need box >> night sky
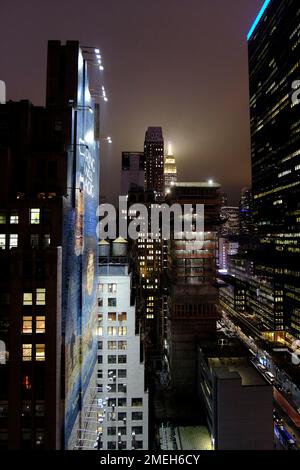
[0,0,262,204]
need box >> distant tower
[164,142,177,195]
[144,127,164,201]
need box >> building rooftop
[174,182,220,189]
[212,362,267,386]
[198,335,250,359]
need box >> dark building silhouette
[0,40,100,449]
[121,151,145,194]
[248,0,300,339]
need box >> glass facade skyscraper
[249,0,300,338]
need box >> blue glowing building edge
[247,0,271,41]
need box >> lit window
[9,234,18,249]
[10,212,19,224]
[30,208,40,224]
[108,312,116,322]
[22,317,33,334]
[36,316,45,334]
[0,213,6,224]
[118,341,127,350]
[36,288,46,305]
[118,327,127,336]
[22,344,32,361]
[0,234,6,249]
[118,312,127,322]
[108,283,117,293]
[108,326,117,336]
[108,341,117,350]
[23,293,33,306]
[98,283,104,293]
[35,344,45,361]
[97,326,103,336]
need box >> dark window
[118,355,127,364]
[118,369,127,378]
[48,161,57,179]
[108,298,116,307]
[118,398,127,407]
[108,355,116,364]
[107,441,116,450]
[118,412,126,421]
[107,427,116,436]
[132,398,143,407]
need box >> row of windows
[0,209,41,225]
[23,316,45,334]
[0,234,51,250]
[104,412,143,421]
[0,401,45,417]
[22,344,45,361]
[98,283,117,294]
[107,341,127,350]
[104,298,116,307]
[98,369,127,379]
[100,396,143,407]
[23,290,46,306]
[106,426,143,435]
[98,355,127,364]
[97,327,127,337]
[103,440,143,450]
[0,233,18,249]
[98,311,127,322]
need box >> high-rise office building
[127,188,164,370]
[239,188,253,235]
[144,127,164,201]
[167,182,221,394]
[220,207,240,237]
[164,143,177,195]
[0,40,100,449]
[218,206,240,272]
[248,0,300,340]
[94,239,149,451]
[121,152,145,195]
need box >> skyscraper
[144,127,164,201]
[167,182,221,394]
[239,188,253,235]
[220,207,240,237]
[164,143,177,195]
[248,0,300,339]
[0,40,100,449]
